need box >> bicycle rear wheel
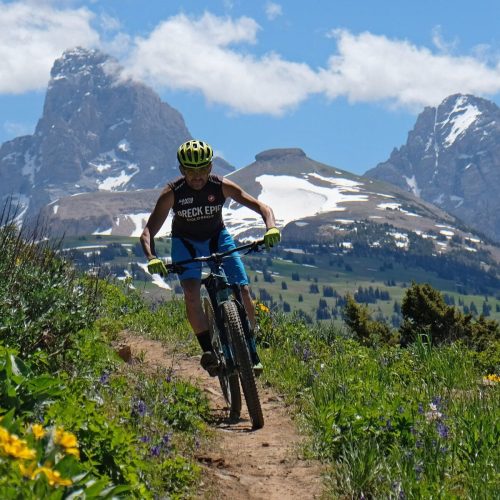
[203,297,241,421]
[222,300,264,429]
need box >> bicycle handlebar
[165,239,266,275]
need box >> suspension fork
[231,284,252,339]
[204,275,235,363]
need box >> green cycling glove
[263,227,281,249]
[147,258,168,277]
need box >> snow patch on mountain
[97,166,139,191]
[222,174,369,236]
[404,175,420,197]
[442,97,482,147]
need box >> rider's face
[180,164,212,190]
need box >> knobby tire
[203,297,241,421]
[222,300,264,429]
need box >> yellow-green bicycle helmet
[177,140,213,168]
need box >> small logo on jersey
[208,194,216,203]
[179,197,193,206]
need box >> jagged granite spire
[366,94,500,242]
[0,47,232,222]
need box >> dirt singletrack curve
[119,333,324,500]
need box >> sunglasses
[182,165,211,176]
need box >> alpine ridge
[0,47,233,223]
[365,94,500,243]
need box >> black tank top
[169,174,226,241]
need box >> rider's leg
[181,278,208,333]
[181,279,218,376]
[241,285,255,329]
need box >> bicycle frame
[165,239,266,428]
[166,239,264,368]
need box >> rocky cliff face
[365,94,500,242]
[0,47,232,222]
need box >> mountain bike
[166,240,266,430]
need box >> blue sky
[2,0,500,174]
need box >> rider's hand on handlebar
[147,257,169,277]
[263,227,281,249]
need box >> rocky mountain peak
[50,47,110,81]
[255,148,306,162]
[0,47,233,224]
[366,93,500,242]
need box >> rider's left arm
[222,178,277,229]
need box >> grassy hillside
[0,221,209,498]
[257,308,499,498]
[2,221,499,498]
[61,235,500,326]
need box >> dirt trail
[120,333,324,500]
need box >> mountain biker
[140,139,281,376]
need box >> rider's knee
[181,280,201,303]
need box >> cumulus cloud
[265,3,283,21]
[0,1,99,93]
[123,13,500,115]
[2,6,500,116]
[322,30,500,109]
[124,12,322,115]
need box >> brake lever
[244,241,265,255]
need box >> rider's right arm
[140,187,174,260]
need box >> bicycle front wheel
[222,300,264,429]
[204,297,241,421]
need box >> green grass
[61,235,500,325]
[257,311,500,498]
[0,219,209,499]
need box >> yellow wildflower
[19,462,36,478]
[32,466,72,487]
[65,447,80,458]
[1,433,36,460]
[257,302,270,313]
[31,423,46,440]
[485,374,500,383]
[0,426,10,442]
[54,428,78,449]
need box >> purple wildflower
[132,399,147,418]
[150,445,161,457]
[437,422,449,439]
[99,372,110,384]
[302,346,312,362]
[162,433,172,447]
[432,396,443,409]
[418,403,424,414]
[414,463,423,479]
[140,436,151,443]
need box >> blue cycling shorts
[171,228,249,285]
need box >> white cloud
[265,2,283,21]
[321,29,500,109]
[123,13,500,115]
[431,25,459,54]
[124,12,322,115]
[2,5,500,116]
[0,1,99,93]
